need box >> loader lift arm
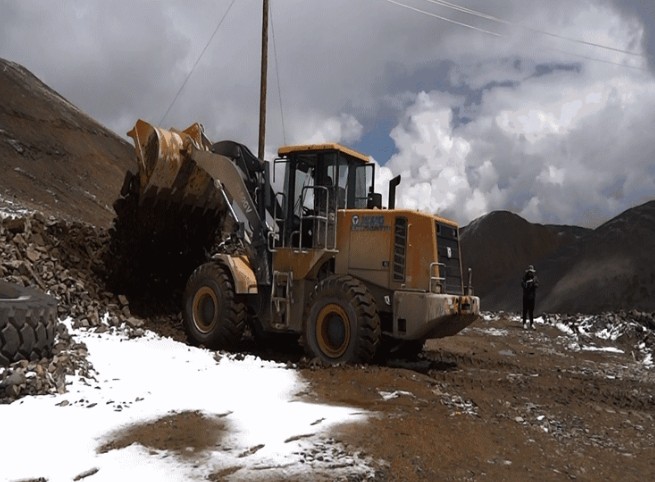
[189,145,272,286]
[124,119,273,288]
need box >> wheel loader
[109,119,479,363]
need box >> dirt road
[299,313,655,481]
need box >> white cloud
[1,0,654,227]
[383,92,474,216]
[382,57,655,226]
[288,113,363,145]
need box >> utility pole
[258,0,269,159]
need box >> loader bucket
[126,119,225,212]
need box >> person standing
[521,265,539,329]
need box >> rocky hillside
[0,58,133,227]
[459,211,590,300]
[461,201,655,314]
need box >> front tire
[303,275,380,364]
[183,263,246,351]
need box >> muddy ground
[299,314,655,481]
[108,313,654,481]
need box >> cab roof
[277,143,371,164]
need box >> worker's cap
[527,265,535,272]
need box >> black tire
[183,263,246,350]
[303,275,381,364]
[0,281,57,367]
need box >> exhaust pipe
[388,175,401,209]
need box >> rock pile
[543,311,655,359]
[0,212,154,402]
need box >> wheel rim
[192,287,218,334]
[316,303,351,359]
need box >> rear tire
[303,275,380,364]
[183,263,246,351]
[0,281,57,367]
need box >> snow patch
[379,390,414,401]
[0,323,377,481]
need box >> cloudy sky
[1,0,654,227]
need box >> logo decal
[351,215,389,232]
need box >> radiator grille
[393,217,408,282]
[436,221,463,295]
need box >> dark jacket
[521,271,539,300]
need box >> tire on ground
[183,263,247,351]
[0,280,57,367]
[303,275,381,364]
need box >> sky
[1,0,654,227]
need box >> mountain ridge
[461,200,655,313]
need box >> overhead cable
[270,3,287,145]
[384,0,501,37]
[160,0,238,125]
[547,47,646,71]
[423,0,648,59]
[384,0,645,70]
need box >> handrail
[299,185,337,250]
[270,191,286,250]
[429,261,446,293]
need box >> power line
[422,0,648,59]
[270,3,287,145]
[547,46,647,71]
[383,0,501,37]
[160,0,237,125]
[383,0,646,70]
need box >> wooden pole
[258,0,269,159]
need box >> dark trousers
[522,297,535,325]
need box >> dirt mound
[0,58,133,227]
[462,201,655,314]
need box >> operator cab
[273,144,379,249]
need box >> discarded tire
[0,280,57,367]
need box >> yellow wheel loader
[109,119,479,364]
